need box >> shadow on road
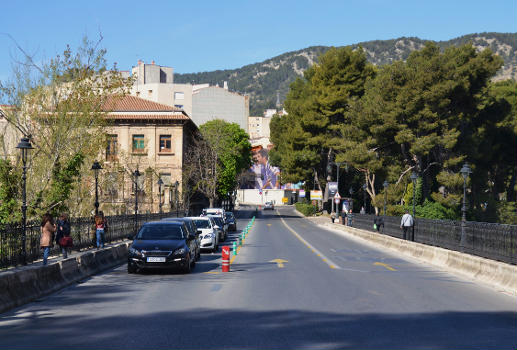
[0,304,515,349]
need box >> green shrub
[295,202,317,216]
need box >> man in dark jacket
[373,212,384,233]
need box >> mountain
[174,32,517,116]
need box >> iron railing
[349,214,516,265]
[0,212,181,269]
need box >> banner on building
[310,190,323,200]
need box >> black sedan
[161,217,201,261]
[128,221,197,274]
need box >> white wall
[236,189,286,205]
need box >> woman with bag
[40,213,56,265]
[56,213,72,259]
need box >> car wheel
[183,254,192,274]
[127,263,137,274]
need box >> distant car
[264,201,274,210]
[127,221,197,274]
[208,215,228,241]
[191,216,219,253]
[201,208,225,217]
[225,212,237,231]
[161,217,201,261]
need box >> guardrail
[348,214,516,265]
[0,212,181,269]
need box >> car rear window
[136,224,184,240]
[193,219,210,228]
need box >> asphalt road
[0,206,515,349]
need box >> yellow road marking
[204,271,220,274]
[374,262,397,271]
[269,259,288,268]
[278,211,340,270]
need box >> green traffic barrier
[232,241,237,255]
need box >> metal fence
[348,214,516,265]
[0,212,181,269]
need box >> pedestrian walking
[347,209,354,227]
[56,213,72,259]
[360,206,366,214]
[373,212,384,233]
[400,209,414,240]
[40,213,56,265]
[94,211,107,249]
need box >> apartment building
[130,60,249,132]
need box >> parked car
[201,208,225,217]
[264,201,274,210]
[191,216,219,253]
[225,212,237,231]
[208,215,228,241]
[127,221,197,274]
[161,217,201,261]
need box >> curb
[0,242,131,314]
[310,219,517,296]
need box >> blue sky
[1,0,515,82]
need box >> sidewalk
[0,240,131,314]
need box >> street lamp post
[459,163,471,251]
[157,178,164,214]
[91,161,103,215]
[16,137,33,265]
[174,180,179,217]
[383,180,389,216]
[133,169,141,234]
[410,171,418,241]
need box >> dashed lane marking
[277,210,340,270]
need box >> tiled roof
[103,95,182,112]
[106,113,189,120]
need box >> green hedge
[295,202,317,216]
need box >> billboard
[240,147,281,189]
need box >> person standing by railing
[56,213,72,259]
[40,213,56,265]
[400,209,414,240]
[94,211,107,249]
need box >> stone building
[101,95,198,214]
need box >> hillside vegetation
[174,32,516,115]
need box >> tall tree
[0,36,132,218]
[186,120,251,207]
[270,47,375,190]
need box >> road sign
[328,182,338,197]
[299,189,306,198]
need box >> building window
[148,90,153,95]
[174,92,184,100]
[159,135,172,153]
[174,104,184,109]
[132,134,145,153]
[106,134,118,161]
